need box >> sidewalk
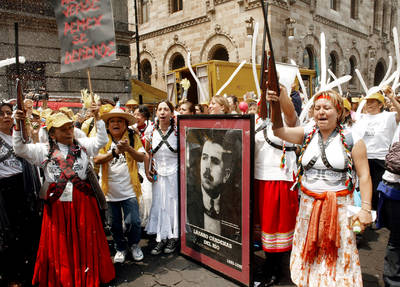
[108,227,389,287]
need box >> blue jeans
[108,197,141,252]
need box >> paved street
[106,227,389,287]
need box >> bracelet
[362,200,371,206]
[361,207,372,213]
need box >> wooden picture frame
[178,114,254,286]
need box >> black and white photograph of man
[185,128,242,268]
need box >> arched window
[374,61,385,86]
[302,47,314,69]
[328,52,338,76]
[209,45,229,61]
[141,59,152,85]
[170,53,185,70]
[349,56,357,85]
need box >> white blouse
[0,131,23,179]
[13,120,108,183]
[254,121,297,181]
[145,125,178,176]
[301,129,353,193]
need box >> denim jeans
[108,197,141,252]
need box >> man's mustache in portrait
[203,168,213,183]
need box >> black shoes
[263,274,280,286]
[164,238,178,254]
[150,240,166,255]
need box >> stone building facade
[130,0,399,99]
[0,0,133,103]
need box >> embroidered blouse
[13,120,108,183]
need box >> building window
[209,45,229,61]
[171,0,183,13]
[141,59,152,85]
[382,4,387,36]
[140,0,149,24]
[328,52,337,76]
[390,8,396,35]
[373,0,379,31]
[330,0,338,11]
[349,56,357,85]
[302,47,314,69]
[350,0,358,19]
[374,61,385,86]
[170,53,185,70]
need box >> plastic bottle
[352,219,361,233]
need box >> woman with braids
[144,100,179,255]
[14,104,115,286]
[0,101,41,286]
[269,88,373,286]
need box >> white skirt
[145,171,179,242]
[138,164,153,227]
[290,192,363,287]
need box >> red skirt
[254,179,299,253]
[32,183,115,287]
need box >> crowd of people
[0,77,399,287]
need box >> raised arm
[13,109,48,165]
[267,88,304,144]
[77,104,108,156]
[279,84,297,127]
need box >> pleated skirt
[32,183,115,287]
[254,179,299,252]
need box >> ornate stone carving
[139,16,211,41]
[313,15,368,39]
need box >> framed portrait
[178,114,254,287]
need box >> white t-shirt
[102,141,145,202]
[356,111,397,160]
[0,131,23,179]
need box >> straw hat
[99,104,114,116]
[47,112,73,131]
[100,107,135,125]
[125,99,139,107]
[365,92,385,103]
[59,107,74,119]
[41,108,53,120]
[31,109,41,117]
[342,98,351,111]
